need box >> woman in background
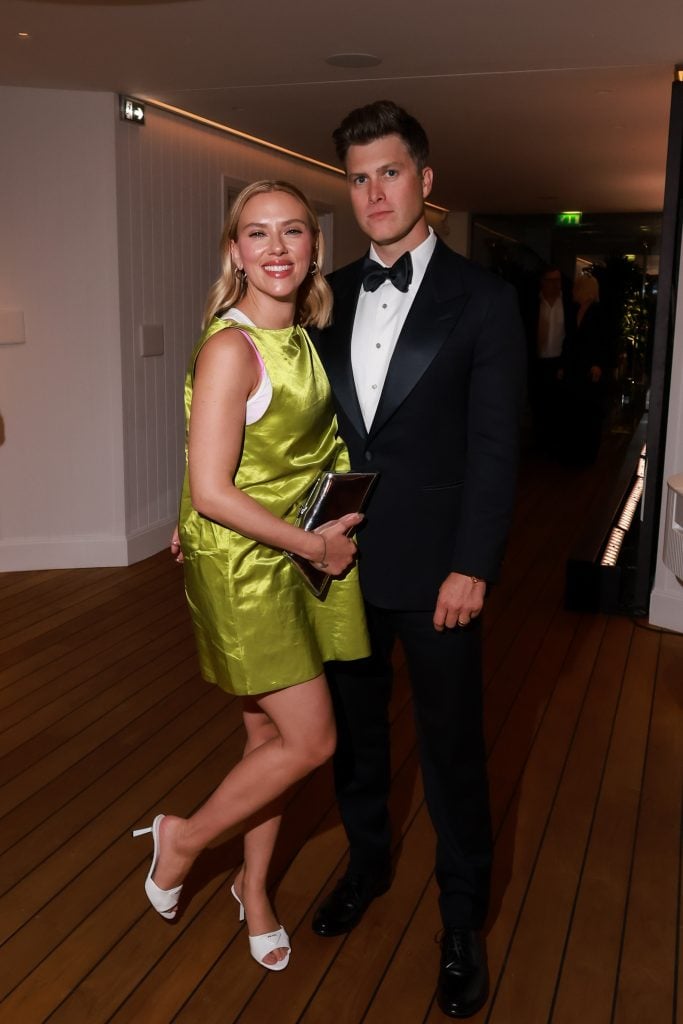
[134,181,369,971]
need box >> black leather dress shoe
[437,929,489,1019]
[312,872,391,937]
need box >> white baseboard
[125,519,176,565]
[0,518,175,571]
[649,584,683,634]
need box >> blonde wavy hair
[202,180,332,330]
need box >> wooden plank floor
[0,448,681,1024]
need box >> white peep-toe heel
[248,926,291,972]
[230,882,246,922]
[132,814,182,920]
[230,882,291,971]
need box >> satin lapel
[369,241,469,438]
[323,265,367,440]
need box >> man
[525,264,573,453]
[311,101,525,1019]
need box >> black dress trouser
[326,601,493,930]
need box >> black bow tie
[362,251,413,293]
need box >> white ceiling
[2,0,682,214]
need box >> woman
[558,273,608,463]
[133,181,369,971]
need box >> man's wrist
[451,570,486,585]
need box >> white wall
[0,87,126,569]
[650,231,683,632]
[0,89,368,570]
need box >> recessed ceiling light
[325,53,382,68]
[18,31,31,39]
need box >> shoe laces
[441,929,473,969]
[336,875,365,901]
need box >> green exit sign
[556,211,582,226]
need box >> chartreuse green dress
[178,317,370,696]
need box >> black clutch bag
[285,471,378,597]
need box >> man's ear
[421,166,434,200]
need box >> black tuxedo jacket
[313,238,526,610]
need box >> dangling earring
[237,266,247,283]
[309,261,319,276]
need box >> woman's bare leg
[151,673,335,903]
[233,699,286,964]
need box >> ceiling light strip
[139,97,449,214]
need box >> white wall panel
[650,224,683,631]
[0,87,126,569]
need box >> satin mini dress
[178,317,370,696]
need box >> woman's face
[230,191,315,304]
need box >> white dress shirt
[351,228,437,431]
[537,296,565,359]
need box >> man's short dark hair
[333,100,430,170]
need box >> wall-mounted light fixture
[140,98,449,214]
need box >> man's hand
[433,572,486,631]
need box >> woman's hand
[170,525,184,564]
[310,513,363,575]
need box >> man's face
[541,270,562,302]
[344,134,433,255]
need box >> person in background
[526,264,574,454]
[311,101,526,1019]
[557,273,608,464]
[137,180,369,972]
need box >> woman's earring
[309,261,319,276]
[237,267,247,282]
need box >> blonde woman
[134,181,369,970]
